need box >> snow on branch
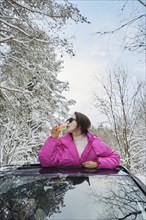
[0,35,14,43]
[0,18,30,36]
[6,0,65,18]
[1,53,33,70]
[0,89,15,109]
[131,148,146,160]
[0,85,30,93]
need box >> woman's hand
[82,161,99,169]
[51,125,61,139]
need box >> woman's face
[66,114,77,133]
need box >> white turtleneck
[73,134,88,157]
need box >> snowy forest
[0,0,145,177]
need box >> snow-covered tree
[130,82,146,175]
[0,31,75,165]
[0,0,88,56]
[0,0,88,165]
[93,67,145,174]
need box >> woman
[38,112,120,169]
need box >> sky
[58,0,145,127]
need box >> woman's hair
[74,112,91,135]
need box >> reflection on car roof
[0,164,146,220]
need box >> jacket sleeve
[38,137,60,167]
[92,137,120,169]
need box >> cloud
[91,50,106,57]
[58,54,105,126]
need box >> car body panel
[0,165,146,220]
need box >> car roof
[0,164,129,177]
[0,164,146,220]
[0,164,145,193]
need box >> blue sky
[58,0,145,126]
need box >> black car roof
[0,164,146,220]
[0,164,128,176]
[0,164,145,194]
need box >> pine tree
[0,0,88,165]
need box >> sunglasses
[66,118,76,124]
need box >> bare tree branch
[96,15,145,35]
[137,0,146,7]
[93,68,145,171]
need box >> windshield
[0,174,145,220]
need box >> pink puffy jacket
[38,131,120,168]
